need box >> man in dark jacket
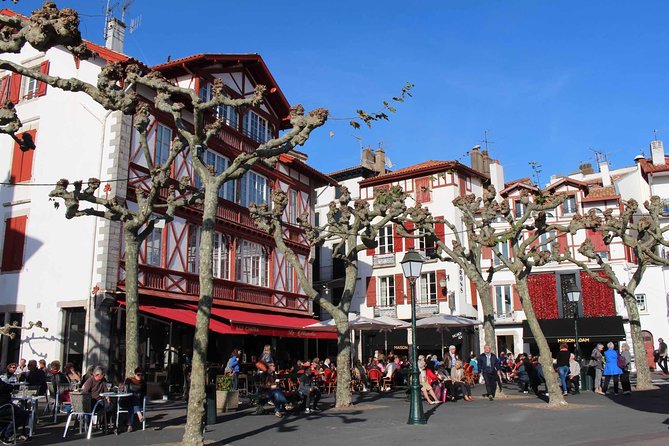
[477,344,499,401]
[25,360,47,396]
[0,379,28,443]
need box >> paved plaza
[23,373,669,446]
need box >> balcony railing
[374,306,397,318]
[416,304,439,318]
[373,253,396,268]
[120,263,312,313]
[495,311,515,321]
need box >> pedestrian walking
[657,338,668,374]
[477,344,499,401]
[619,343,632,394]
[601,342,623,395]
[556,343,571,396]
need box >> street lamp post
[401,249,426,425]
[566,286,582,361]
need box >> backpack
[616,354,626,369]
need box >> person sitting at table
[419,361,439,405]
[0,377,28,443]
[259,363,288,418]
[0,363,19,384]
[352,359,369,392]
[16,359,28,377]
[81,366,113,428]
[298,366,321,413]
[435,363,455,401]
[25,360,47,396]
[49,361,71,404]
[64,363,81,385]
[123,368,146,432]
[81,365,95,384]
[451,360,473,401]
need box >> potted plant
[215,374,239,412]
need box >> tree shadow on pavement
[604,385,669,416]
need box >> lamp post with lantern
[566,285,582,361]
[401,249,426,425]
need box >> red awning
[207,306,337,340]
[119,301,236,335]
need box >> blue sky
[12,1,669,183]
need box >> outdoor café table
[99,391,132,431]
[11,394,37,437]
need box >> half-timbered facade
[0,9,335,381]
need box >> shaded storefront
[522,316,626,356]
[363,326,478,361]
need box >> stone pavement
[23,373,669,446]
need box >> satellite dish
[385,156,393,169]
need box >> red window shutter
[586,229,609,252]
[393,224,403,253]
[10,130,36,183]
[415,177,431,203]
[482,246,492,260]
[405,221,415,250]
[436,269,447,302]
[8,73,21,103]
[37,60,50,96]
[557,233,568,254]
[366,276,377,307]
[1,215,28,271]
[470,279,477,307]
[0,76,9,102]
[395,273,405,305]
[512,285,522,311]
[434,216,445,243]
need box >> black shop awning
[522,316,626,344]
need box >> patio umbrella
[303,314,396,331]
[416,314,481,354]
[373,316,410,354]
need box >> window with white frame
[417,228,436,256]
[195,150,235,201]
[235,240,268,287]
[243,110,273,143]
[187,226,229,279]
[145,227,162,266]
[539,230,556,252]
[378,275,395,307]
[494,285,513,318]
[563,196,577,215]
[493,241,509,266]
[239,171,270,207]
[377,225,394,254]
[635,294,647,312]
[198,82,239,128]
[289,189,298,224]
[514,200,527,217]
[21,76,39,100]
[285,262,294,293]
[419,271,438,305]
[155,124,172,166]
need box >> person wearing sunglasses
[123,368,147,432]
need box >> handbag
[617,354,626,369]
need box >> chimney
[470,145,483,173]
[374,148,386,174]
[651,139,665,165]
[105,17,126,53]
[579,163,594,175]
[489,159,505,201]
[481,150,491,175]
[599,161,611,187]
[361,147,375,170]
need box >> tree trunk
[476,283,497,352]
[334,312,352,408]
[516,279,567,407]
[182,186,217,446]
[123,229,140,377]
[623,294,653,389]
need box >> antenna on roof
[104,0,141,39]
[353,135,364,163]
[481,130,494,151]
[590,148,609,167]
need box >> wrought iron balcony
[416,304,439,318]
[374,306,398,318]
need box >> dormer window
[563,196,577,215]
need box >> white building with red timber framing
[0,8,335,382]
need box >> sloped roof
[545,176,589,191]
[358,160,487,187]
[499,179,540,196]
[152,54,291,129]
[638,156,669,174]
[581,185,619,203]
[278,154,337,187]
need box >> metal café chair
[62,392,105,440]
[0,403,16,445]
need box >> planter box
[216,390,239,412]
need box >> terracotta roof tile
[639,156,669,174]
[359,160,487,187]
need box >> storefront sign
[557,337,590,343]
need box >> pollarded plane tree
[401,184,505,354]
[252,185,409,408]
[471,187,569,406]
[552,197,668,390]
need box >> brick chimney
[374,148,386,175]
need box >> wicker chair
[62,392,105,440]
